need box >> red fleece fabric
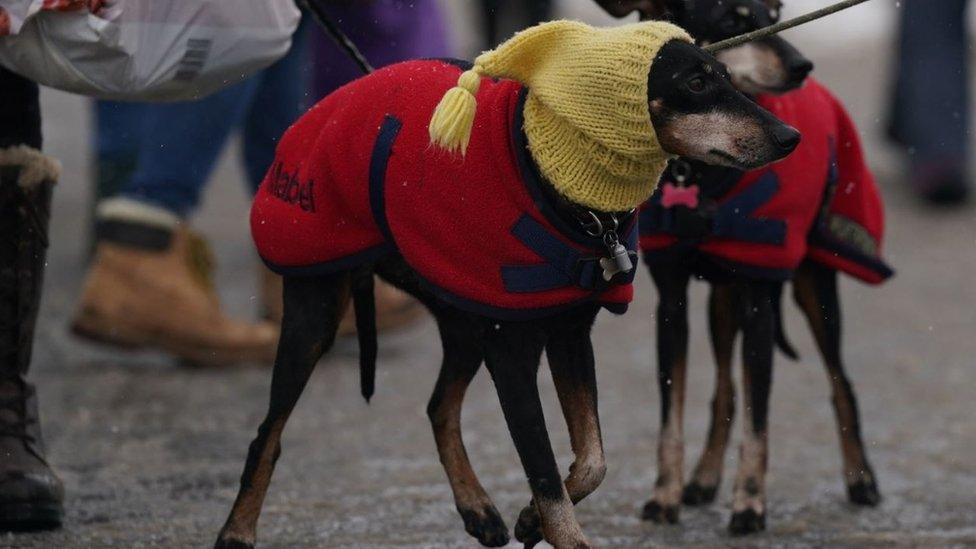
[640,78,891,284]
[252,59,634,319]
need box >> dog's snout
[770,124,801,153]
[787,57,814,84]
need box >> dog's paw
[847,479,881,507]
[728,508,766,536]
[459,506,510,547]
[640,500,680,524]
[513,504,543,548]
[682,481,718,506]
[214,538,254,549]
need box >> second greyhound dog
[636,0,892,536]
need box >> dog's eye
[687,77,707,93]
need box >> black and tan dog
[214,15,799,549]
[633,0,892,536]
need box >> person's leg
[0,66,64,530]
[73,79,280,366]
[87,101,145,253]
[94,101,144,201]
[118,79,258,216]
[890,0,970,204]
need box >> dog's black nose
[787,58,814,83]
[771,124,801,153]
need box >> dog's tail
[772,282,800,361]
[351,270,378,402]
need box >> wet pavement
[4,3,976,548]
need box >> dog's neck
[513,90,633,235]
[539,168,628,232]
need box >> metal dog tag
[600,242,633,281]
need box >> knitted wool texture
[429,20,693,212]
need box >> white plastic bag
[0,0,301,101]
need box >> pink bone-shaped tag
[661,182,700,209]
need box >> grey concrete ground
[3,3,976,548]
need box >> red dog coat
[640,78,892,284]
[252,59,637,320]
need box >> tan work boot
[72,199,279,367]
[258,265,423,335]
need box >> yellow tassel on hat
[428,67,484,155]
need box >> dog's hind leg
[484,323,591,549]
[642,264,692,524]
[728,280,775,535]
[685,283,739,506]
[216,273,349,549]
[427,316,510,547]
[514,308,604,546]
[793,261,880,506]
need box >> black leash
[300,0,374,74]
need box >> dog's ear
[593,0,671,20]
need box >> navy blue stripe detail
[369,115,402,243]
[502,215,580,293]
[712,171,786,245]
[500,264,571,293]
[261,244,395,277]
[502,214,638,293]
[510,88,637,248]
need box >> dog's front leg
[216,274,349,549]
[514,310,605,547]
[729,280,775,535]
[793,261,880,506]
[427,317,510,547]
[642,265,692,524]
[485,324,590,549]
[685,283,739,506]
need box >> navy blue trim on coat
[370,115,402,243]
[261,243,395,277]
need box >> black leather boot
[0,146,64,531]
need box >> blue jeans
[890,0,969,165]
[95,20,311,217]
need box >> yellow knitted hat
[428,20,693,212]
